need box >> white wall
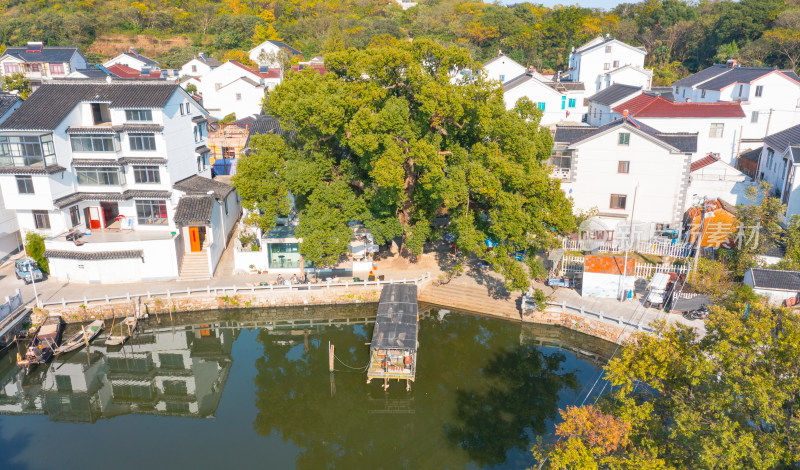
[249,42,282,66]
[504,79,585,126]
[603,66,651,90]
[103,54,150,71]
[562,127,691,226]
[582,272,635,298]
[483,56,526,84]
[636,116,742,163]
[180,59,214,78]
[571,41,646,93]
[206,79,266,120]
[688,160,752,209]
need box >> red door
[189,227,201,252]
[88,207,101,229]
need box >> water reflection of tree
[252,314,581,469]
[445,347,579,466]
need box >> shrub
[25,232,48,273]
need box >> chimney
[498,49,503,57]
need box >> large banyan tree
[233,40,574,289]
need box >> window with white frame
[235,93,242,101]
[69,205,80,226]
[613,60,619,68]
[125,109,153,121]
[135,200,168,225]
[0,135,56,168]
[133,165,160,184]
[709,123,724,138]
[618,161,630,173]
[751,111,759,123]
[755,85,763,97]
[3,63,20,74]
[33,210,50,229]
[701,89,706,98]
[603,63,610,70]
[70,134,114,152]
[129,133,156,151]
[618,133,630,145]
[76,167,125,185]
[191,65,197,73]
[15,175,33,194]
[605,45,612,53]
[49,63,64,74]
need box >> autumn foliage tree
[234,40,575,287]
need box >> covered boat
[17,315,64,374]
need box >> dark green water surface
[0,305,614,470]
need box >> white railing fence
[561,255,584,273]
[39,273,431,308]
[545,301,655,333]
[562,239,692,259]
[0,289,22,320]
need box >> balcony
[551,167,572,181]
[0,134,59,171]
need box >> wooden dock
[367,284,419,391]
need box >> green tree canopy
[234,40,575,287]
[537,297,800,469]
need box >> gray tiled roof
[196,54,222,67]
[568,117,698,153]
[553,126,597,143]
[739,147,762,162]
[0,92,21,119]
[264,40,301,56]
[0,165,65,175]
[748,267,800,291]
[66,126,116,134]
[71,68,111,78]
[0,81,182,131]
[790,146,800,164]
[173,175,234,201]
[700,67,777,91]
[119,124,163,133]
[173,196,215,224]
[53,189,171,208]
[502,73,535,92]
[586,83,641,106]
[764,124,800,153]
[117,157,167,166]
[122,52,158,67]
[3,46,81,63]
[71,159,123,167]
[43,250,144,261]
[672,64,729,88]
[543,81,585,91]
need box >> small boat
[17,315,64,374]
[55,320,104,355]
[105,316,137,346]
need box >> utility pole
[690,196,708,281]
[620,184,639,302]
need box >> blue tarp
[212,158,237,176]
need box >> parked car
[15,258,43,284]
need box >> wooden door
[189,227,201,252]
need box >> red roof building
[613,93,744,118]
[229,60,281,79]
[105,63,162,79]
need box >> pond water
[0,306,614,470]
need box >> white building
[755,124,800,219]
[672,62,800,142]
[0,92,23,261]
[609,92,746,163]
[553,116,698,228]
[248,40,302,67]
[743,268,800,306]
[503,72,586,126]
[198,61,281,120]
[482,53,526,84]
[586,84,642,126]
[687,155,752,209]
[566,36,651,93]
[103,48,159,73]
[179,53,222,79]
[0,79,240,283]
[0,42,87,90]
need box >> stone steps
[179,250,209,280]
[419,282,520,320]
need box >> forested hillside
[1,0,799,83]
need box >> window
[755,85,763,97]
[3,63,19,74]
[537,102,546,111]
[49,63,64,75]
[159,353,184,369]
[561,96,566,110]
[136,200,168,225]
[191,64,197,73]
[33,210,50,229]
[617,161,630,173]
[618,132,630,145]
[613,60,619,68]
[605,45,612,53]
[129,133,156,151]
[15,176,34,194]
[70,134,114,152]
[195,123,206,142]
[0,135,56,167]
[738,84,743,98]
[125,109,152,121]
[197,152,210,172]
[499,74,505,82]
[163,380,188,396]
[701,89,706,98]
[709,123,724,138]
[76,167,125,185]
[604,63,610,70]
[235,93,242,101]
[751,111,759,123]
[610,194,627,210]
[599,110,603,120]
[133,166,160,184]
[568,98,576,108]
[28,64,41,72]
[69,205,80,226]
[185,102,191,115]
